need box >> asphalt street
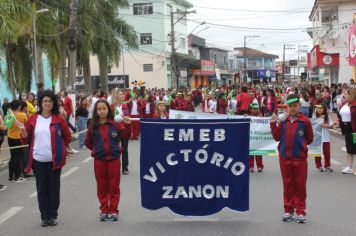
[0,133,355,236]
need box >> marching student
[217,92,228,114]
[128,93,141,140]
[314,102,334,172]
[247,103,264,172]
[153,101,169,119]
[85,99,131,221]
[201,93,210,113]
[111,89,131,175]
[270,94,314,224]
[141,95,155,118]
[208,93,217,114]
[183,93,195,112]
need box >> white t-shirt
[33,115,52,162]
[115,104,123,116]
[300,98,310,107]
[320,116,334,142]
[92,97,99,106]
[145,103,151,114]
[131,100,139,115]
[208,100,217,113]
[107,96,112,105]
[339,104,351,122]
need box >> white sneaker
[71,148,79,154]
[342,167,353,174]
[15,177,27,183]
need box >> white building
[307,0,356,85]
[89,0,193,90]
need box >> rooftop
[233,47,279,58]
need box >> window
[180,37,186,49]
[143,64,153,72]
[140,33,152,45]
[133,3,153,15]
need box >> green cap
[250,103,259,109]
[285,97,299,104]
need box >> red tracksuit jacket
[85,120,127,160]
[22,114,71,172]
[270,113,314,159]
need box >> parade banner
[140,119,251,216]
[169,110,322,157]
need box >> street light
[33,8,49,84]
[195,26,210,36]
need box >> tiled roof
[234,47,279,58]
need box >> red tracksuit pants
[315,142,331,168]
[279,158,308,216]
[131,115,140,139]
[94,159,121,215]
[249,155,263,169]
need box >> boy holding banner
[270,94,314,224]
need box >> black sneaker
[324,167,333,172]
[0,184,7,191]
[41,219,49,227]
[250,168,254,173]
[48,218,58,226]
[8,177,15,183]
[110,213,118,221]
[257,168,263,173]
[99,213,109,221]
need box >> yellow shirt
[7,111,27,139]
[27,101,36,116]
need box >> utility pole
[243,35,259,83]
[169,5,176,89]
[282,44,295,81]
[68,0,80,92]
[169,5,196,89]
[297,45,309,81]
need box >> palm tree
[0,0,33,97]
[81,0,138,92]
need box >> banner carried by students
[169,110,322,156]
[140,119,251,216]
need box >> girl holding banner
[314,102,334,172]
[85,99,131,221]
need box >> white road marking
[29,192,37,198]
[331,159,342,166]
[81,157,92,163]
[0,207,24,225]
[61,167,79,178]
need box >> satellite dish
[317,28,328,38]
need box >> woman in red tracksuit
[263,89,277,117]
[237,86,253,115]
[111,89,132,175]
[217,93,228,114]
[85,99,131,222]
[270,94,313,224]
[153,101,169,119]
[248,103,264,172]
[183,94,195,112]
[127,93,142,140]
[141,95,155,118]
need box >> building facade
[232,47,278,83]
[86,0,193,90]
[307,0,356,85]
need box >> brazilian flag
[4,110,16,129]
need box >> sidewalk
[0,136,11,170]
